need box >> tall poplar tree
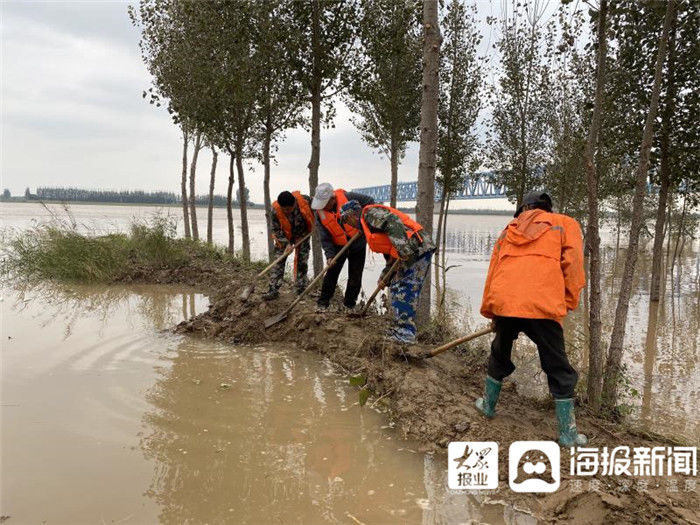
[287,0,360,274]
[346,0,422,208]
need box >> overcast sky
[1,1,537,203]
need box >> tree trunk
[263,123,274,259]
[235,142,251,263]
[670,193,687,278]
[583,0,607,411]
[439,195,450,308]
[308,0,323,276]
[226,149,235,254]
[434,183,447,304]
[660,202,672,300]
[650,12,677,302]
[640,299,660,426]
[181,129,191,239]
[189,132,202,241]
[390,133,398,208]
[207,147,217,246]
[415,0,441,323]
[602,0,676,409]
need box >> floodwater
[1,201,698,444]
[1,283,537,524]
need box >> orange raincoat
[480,209,585,323]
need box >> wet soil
[119,259,698,524]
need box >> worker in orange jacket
[475,191,587,447]
[263,190,314,300]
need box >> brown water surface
[2,283,534,524]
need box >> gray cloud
[1,1,535,203]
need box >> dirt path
[120,259,698,524]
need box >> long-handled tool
[264,232,362,328]
[356,258,402,317]
[239,232,313,301]
[420,325,494,359]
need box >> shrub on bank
[4,215,233,282]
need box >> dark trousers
[318,246,366,308]
[487,316,578,399]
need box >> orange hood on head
[505,209,552,246]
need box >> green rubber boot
[475,376,502,418]
[555,398,588,447]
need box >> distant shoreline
[0,199,264,210]
[1,199,512,215]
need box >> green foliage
[254,1,308,153]
[345,0,422,167]
[348,374,367,387]
[437,0,483,197]
[358,387,370,407]
[540,8,590,222]
[485,2,554,206]
[8,227,129,282]
[602,0,699,210]
[5,214,228,283]
[286,0,361,126]
[131,1,264,152]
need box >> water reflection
[1,284,209,523]
[5,284,518,524]
[6,280,206,335]
[139,337,520,524]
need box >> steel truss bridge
[353,172,506,203]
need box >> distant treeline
[29,187,252,206]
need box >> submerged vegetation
[4,213,233,283]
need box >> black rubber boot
[262,289,280,301]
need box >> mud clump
[168,266,698,524]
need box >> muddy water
[2,202,698,443]
[1,283,534,524]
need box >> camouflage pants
[268,238,310,293]
[388,250,435,343]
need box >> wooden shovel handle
[426,326,494,359]
[258,231,313,278]
[280,232,362,317]
[360,258,402,316]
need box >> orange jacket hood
[505,209,552,246]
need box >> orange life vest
[360,204,423,258]
[272,191,314,242]
[316,189,359,246]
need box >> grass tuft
[3,213,234,283]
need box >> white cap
[311,182,334,210]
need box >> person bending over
[311,182,374,312]
[263,190,314,300]
[340,200,435,344]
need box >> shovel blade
[264,312,287,329]
[239,285,254,302]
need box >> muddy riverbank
[113,256,699,524]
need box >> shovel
[264,232,362,329]
[420,325,495,359]
[239,231,313,301]
[355,258,402,317]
